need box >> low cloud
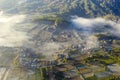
[0,13,28,47]
[71,17,120,35]
[71,16,120,50]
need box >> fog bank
[0,13,28,47]
[71,16,120,50]
[71,17,120,35]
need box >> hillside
[0,0,120,18]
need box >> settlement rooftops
[63,69,78,78]
[107,64,120,75]
[95,71,111,79]
[54,64,74,71]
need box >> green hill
[1,0,120,18]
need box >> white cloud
[0,14,28,47]
[71,16,120,50]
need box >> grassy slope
[18,0,120,17]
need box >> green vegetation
[86,55,115,65]
[103,14,119,20]
[33,14,70,25]
[13,54,19,66]
[85,76,97,80]
[69,49,81,54]
[111,47,120,65]
[1,0,120,19]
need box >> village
[0,32,120,80]
[7,35,120,80]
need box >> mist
[71,16,120,50]
[71,17,120,35]
[0,12,28,47]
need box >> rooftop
[69,76,84,80]
[95,71,110,79]
[107,64,120,74]
[89,65,105,72]
[63,69,78,78]
[54,64,74,72]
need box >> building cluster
[19,48,56,69]
[18,37,120,80]
[53,55,120,80]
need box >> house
[54,66,67,72]
[82,72,94,78]
[95,71,111,80]
[107,64,120,75]
[78,67,92,74]
[54,64,74,72]
[63,69,78,78]
[53,64,76,79]
[89,65,105,73]
[76,65,86,70]
[68,75,84,80]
